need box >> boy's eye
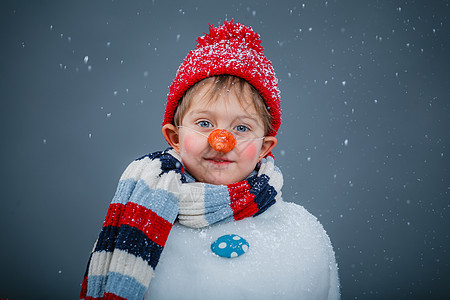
[197,120,212,128]
[235,125,250,132]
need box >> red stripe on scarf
[80,276,88,299]
[120,202,172,247]
[228,181,259,220]
[103,203,126,227]
[103,202,172,247]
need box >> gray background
[1,0,449,299]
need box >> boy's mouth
[205,157,233,164]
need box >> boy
[81,20,340,300]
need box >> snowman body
[145,200,340,299]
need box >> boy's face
[163,82,276,185]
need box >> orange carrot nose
[208,129,237,153]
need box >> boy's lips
[204,156,233,164]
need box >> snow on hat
[163,20,281,136]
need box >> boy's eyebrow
[189,109,213,116]
[234,114,259,123]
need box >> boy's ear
[162,124,180,153]
[259,136,277,161]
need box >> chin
[204,178,233,186]
[200,173,239,186]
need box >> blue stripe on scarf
[247,174,277,215]
[129,179,179,222]
[203,185,230,213]
[105,272,146,299]
[86,275,108,298]
[95,226,119,252]
[95,225,163,269]
[115,225,164,269]
[203,184,233,224]
[206,208,235,225]
[111,178,137,205]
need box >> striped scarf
[80,148,283,300]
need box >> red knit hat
[163,20,281,136]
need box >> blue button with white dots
[211,234,249,258]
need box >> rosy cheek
[182,135,196,152]
[239,143,258,161]
[181,133,206,153]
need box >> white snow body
[145,200,340,299]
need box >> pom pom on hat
[163,20,281,136]
[196,21,263,53]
